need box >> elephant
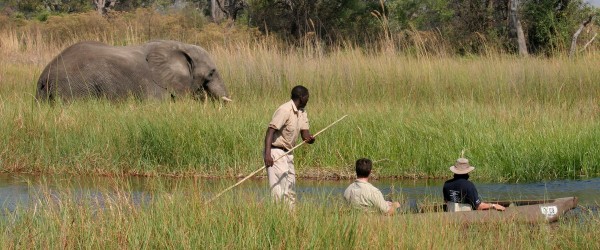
[36,40,232,103]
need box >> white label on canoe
[540,206,558,217]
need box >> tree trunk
[211,0,228,22]
[93,0,116,16]
[509,0,528,57]
[569,15,594,58]
[94,0,104,15]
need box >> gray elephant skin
[36,40,232,102]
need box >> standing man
[443,157,506,212]
[344,158,401,215]
[263,85,315,209]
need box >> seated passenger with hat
[443,157,506,212]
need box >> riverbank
[1,181,598,249]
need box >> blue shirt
[442,174,482,210]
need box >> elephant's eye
[208,69,215,78]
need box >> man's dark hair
[291,85,309,100]
[355,158,372,178]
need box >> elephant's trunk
[205,71,231,102]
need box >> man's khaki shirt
[343,179,390,214]
[268,100,309,151]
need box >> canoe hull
[414,197,578,223]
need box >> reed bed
[1,10,598,250]
[1,11,599,181]
[1,48,599,181]
[0,179,598,249]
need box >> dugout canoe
[413,197,578,223]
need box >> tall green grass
[1,179,598,248]
[1,10,598,250]
[1,13,600,181]
[1,50,599,181]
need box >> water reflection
[0,174,598,213]
[297,178,600,205]
[0,174,151,213]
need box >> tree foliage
[1,0,91,19]
[246,0,387,45]
[389,0,453,30]
[0,0,598,55]
[523,0,594,55]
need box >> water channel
[1,174,598,213]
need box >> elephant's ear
[146,45,193,94]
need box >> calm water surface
[1,174,598,212]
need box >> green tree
[45,0,91,13]
[247,0,385,44]
[389,0,453,30]
[522,0,593,55]
[113,0,145,11]
[443,0,512,54]
[0,0,91,19]
[317,0,385,43]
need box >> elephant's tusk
[221,96,233,102]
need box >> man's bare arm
[263,127,276,167]
[386,201,401,215]
[477,202,506,211]
[300,129,315,144]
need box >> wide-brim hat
[449,158,475,174]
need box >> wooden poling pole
[205,115,349,204]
